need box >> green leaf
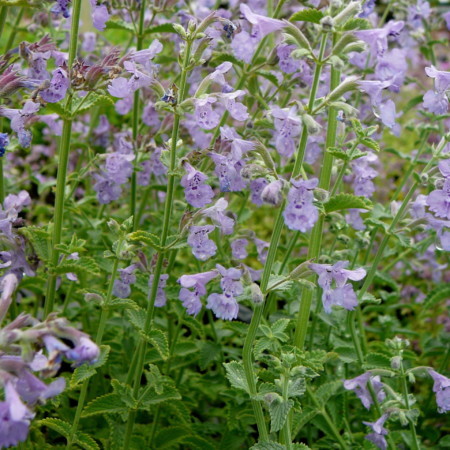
[154,426,190,449]
[126,308,146,331]
[324,194,372,213]
[291,407,318,435]
[364,353,392,370]
[269,398,294,432]
[70,93,114,117]
[290,8,324,24]
[18,226,50,262]
[254,337,273,358]
[142,329,170,361]
[82,393,129,417]
[334,346,358,363]
[211,52,244,68]
[288,377,306,398]
[105,19,134,32]
[145,23,177,35]
[257,70,280,87]
[272,319,291,335]
[342,18,371,30]
[43,102,70,120]
[326,146,367,161]
[251,443,286,450]
[360,137,380,152]
[420,284,450,317]
[138,384,181,409]
[267,275,293,292]
[199,341,222,370]
[315,381,341,406]
[70,364,96,389]
[127,230,163,251]
[224,361,250,393]
[53,256,100,277]
[38,418,100,450]
[403,95,424,114]
[106,298,139,310]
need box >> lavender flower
[426,161,450,220]
[0,133,9,157]
[277,45,300,74]
[0,383,32,448]
[201,198,235,235]
[261,180,283,206]
[181,163,215,208]
[231,239,248,260]
[187,225,217,261]
[363,414,389,450]
[149,274,169,307]
[270,106,302,158]
[40,68,69,103]
[178,270,217,316]
[423,66,450,115]
[194,97,220,129]
[344,372,385,409]
[113,265,137,298]
[65,336,100,366]
[239,4,284,41]
[90,0,110,31]
[283,178,318,232]
[428,369,450,413]
[250,178,269,206]
[210,152,246,192]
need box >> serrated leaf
[38,418,100,450]
[315,381,341,405]
[53,256,100,276]
[269,398,294,432]
[254,337,273,359]
[288,377,306,398]
[326,146,367,161]
[19,226,50,262]
[251,443,286,450]
[267,275,293,292]
[107,298,139,310]
[70,365,96,389]
[257,70,280,87]
[142,329,170,360]
[71,93,114,117]
[291,407,318,435]
[154,426,190,449]
[342,18,371,30]
[127,230,163,251]
[126,307,146,331]
[224,361,250,393]
[290,8,324,24]
[324,193,372,213]
[334,346,358,363]
[364,353,392,369]
[420,284,450,317]
[138,384,181,409]
[272,319,291,335]
[211,52,243,68]
[361,137,380,152]
[82,393,128,417]
[43,102,70,119]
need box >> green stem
[330,140,359,197]
[293,37,341,350]
[400,362,420,450]
[44,0,82,316]
[281,372,292,449]
[0,7,7,44]
[4,7,24,53]
[130,0,147,231]
[122,37,193,450]
[67,257,120,449]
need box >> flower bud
[282,20,312,52]
[320,16,334,32]
[327,76,359,103]
[250,283,264,304]
[390,355,402,370]
[333,1,362,26]
[173,24,187,39]
[107,219,120,233]
[261,180,284,206]
[302,114,321,134]
[289,260,313,280]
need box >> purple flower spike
[181,163,215,208]
[0,383,32,448]
[219,90,249,121]
[428,369,450,413]
[178,270,217,316]
[15,371,65,405]
[187,225,217,261]
[271,106,302,158]
[357,80,392,108]
[40,68,69,103]
[210,152,246,193]
[283,178,318,232]
[426,179,450,220]
[344,372,385,409]
[363,414,389,450]
[220,126,255,160]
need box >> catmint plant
[0,0,448,448]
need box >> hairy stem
[44,0,82,316]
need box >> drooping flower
[261,180,283,206]
[193,97,220,129]
[90,0,110,31]
[0,383,33,448]
[231,239,248,260]
[239,4,284,41]
[426,161,450,220]
[209,152,246,192]
[270,106,302,158]
[65,336,100,366]
[357,80,392,108]
[14,371,65,405]
[113,265,137,298]
[250,178,269,206]
[178,271,217,316]
[201,198,235,235]
[283,178,318,232]
[187,225,217,261]
[428,369,450,413]
[220,126,255,160]
[363,414,389,450]
[344,372,386,409]
[181,163,215,208]
[149,274,169,307]
[277,45,301,74]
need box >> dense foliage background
[0,0,449,448]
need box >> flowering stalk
[44,0,82,316]
[130,0,146,231]
[66,257,120,449]
[242,31,328,442]
[122,36,194,449]
[293,38,341,349]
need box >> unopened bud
[282,20,312,52]
[327,76,359,103]
[302,114,321,135]
[196,12,218,35]
[320,16,334,32]
[107,219,120,233]
[390,355,402,370]
[333,1,362,26]
[289,260,313,280]
[188,19,197,33]
[173,24,187,39]
[251,283,264,304]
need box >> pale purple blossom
[181,163,215,208]
[250,178,269,206]
[231,239,248,260]
[149,274,169,307]
[428,369,450,413]
[178,271,217,316]
[363,414,389,450]
[187,225,217,261]
[271,106,302,158]
[344,372,386,409]
[201,198,235,235]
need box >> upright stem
[241,31,328,443]
[0,7,7,44]
[293,36,341,349]
[122,37,193,449]
[67,257,120,449]
[44,0,82,316]
[400,362,420,450]
[131,0,146,231]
